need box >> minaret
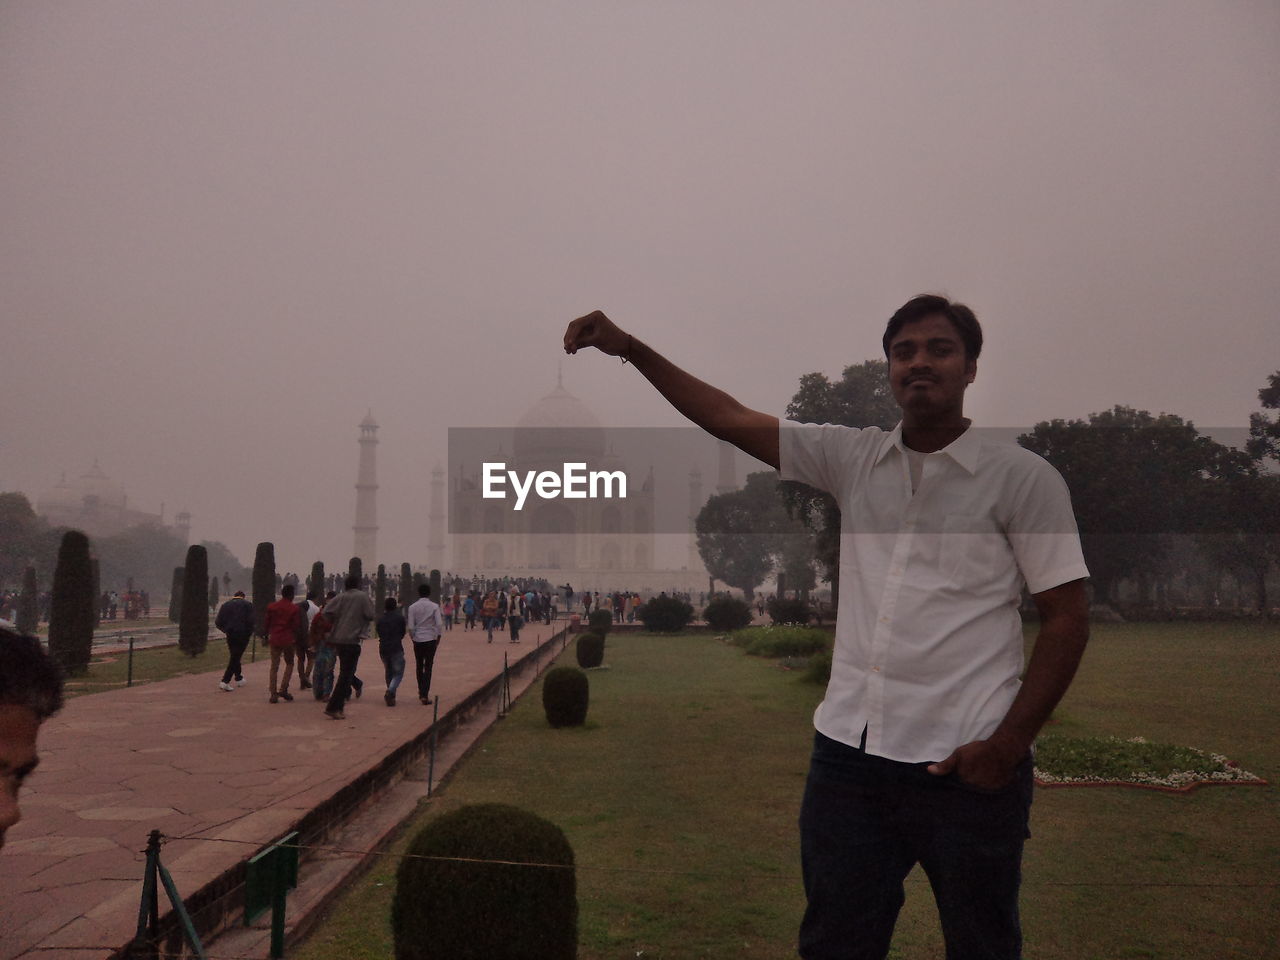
[353,411,379,564]
[688,465,703,571]
[427,463,446,572]
[716,439,737,494]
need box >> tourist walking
[322,575,375,720]
[406,583,444,705]
[481,591,499,643]
[376,597,407,707]
[263,584,301,703]
[213,590,254,692]
[310,591,336,701]
[507,588,523,643]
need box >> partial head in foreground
[0,626,64,851]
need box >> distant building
[36,461,190,542]
[449,379,708,594]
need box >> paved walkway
[0,620,565,959]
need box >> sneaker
[354,685,363,699]
[325,709,345,720]
[218,682,234,692]
[269,694,279,704]
[236,678,247,687]
[300,680,311,689]
[384,691,395,707]
[279,691,294,702]
[420,697,430,705]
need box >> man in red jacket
[264,584,301,704]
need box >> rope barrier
[158,830,1278,887]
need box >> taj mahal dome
[445,378,712,594]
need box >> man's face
[887,313,976,418]
[0,704,41,852]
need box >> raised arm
[563,310,779,469]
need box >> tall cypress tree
[49,530,95,676]
[169,567,184,623]
[348,556,363,588]
[375,564,387,610]
[179,545,209,657]
[252,542,276,639]
[430,569,441,603]
[16,566,39,634]
[310,561,325,599]
[399,563,413,608]
[209,575,220,611]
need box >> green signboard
[245,831,300,958]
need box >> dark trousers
[221,635,250,684]
[413,638,440,701]
[799,731,1032,960]
[326,643,363,713]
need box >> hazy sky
[3,1,1278,575]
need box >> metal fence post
[427,695,440,796]
[127,637,135,687]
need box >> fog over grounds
[2,1,1277,573]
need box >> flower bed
[1033,735,1268,793]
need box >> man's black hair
[882,294,983,362]
[281,584,295,600]
[384,597,398,612]
[418,583,431,598]
[0,627,64,720]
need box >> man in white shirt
[405,583,445,706]
[564,296,1089,960]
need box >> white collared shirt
[406,597,443,643]
[779,420,1089,764]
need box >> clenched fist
[563,310,630,358]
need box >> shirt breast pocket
[940,513,1000,588]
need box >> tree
[16,566,39,634]
[399,563,414,608]
[180,545,209,657]
[209,575,220,611]
[309,561,325,600]
[0,492,59,591]
[252,542,276,639]
[1246,371,1280,463]
[1200,374,1280,615]
[168,567,184,623]
[49,530,95,675]
[782,359,901,604]
[696,471,807,598]
[1018,406,1226,606]
[348,556,363,587]
[375,564,387,610]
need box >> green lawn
[294,622,1279,960]
[62,637,244,698]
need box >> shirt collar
[874,421,982,475]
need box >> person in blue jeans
[376,597,407,707]
[564,298,1090,959]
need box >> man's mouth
[906,376,935,386]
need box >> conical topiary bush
[575,631,604,669]
[391,803,576,960]
[542,666,589,728]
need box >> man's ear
[965,359,977,384]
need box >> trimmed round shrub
[767,596,811,625]
[575,631,604,669]
[703,595,752,632]
[587,608,613,635]
[542,666,589,728]
[638,595,694,632]
[392,803,576,960]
